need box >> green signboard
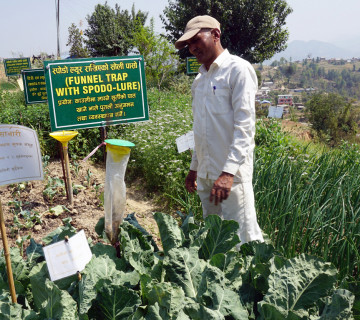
[4,58,31,76]
[21,69,47,104]
[186,57,201,74]
[43,55,149,132]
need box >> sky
[0,0,359,59]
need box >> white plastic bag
[104,143,131,244]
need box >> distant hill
[268,40,360,63]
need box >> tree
[161,0,292,63]
[280,63,296,78]
[255,70,262,88]
[66,23,90,58]
[84,3,147,57]
[305,93,358,145]
[279,57,288,65]
[132,18,178,89]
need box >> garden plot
[0,159,160,250]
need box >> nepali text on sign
[44,55,149,131]
[186,57,201,75]
[0,124,43,186]
[21,69,47,104]
[43,230,92,281]
[4,58,31,76]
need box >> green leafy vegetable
[258,254,338,318]
[0,213,355,319]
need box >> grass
[109,87,195,210]
[254,139,360,280]
[0,80,18,90]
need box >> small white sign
[0,124,43,186]
[268,106,284,119]
[176,131,194,153]
[43,230,92,281]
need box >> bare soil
[0,160,161,250]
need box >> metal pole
[0,201,17,303]
[56,0,60,59]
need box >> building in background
[260,100,271,108]
[278,94,293,106]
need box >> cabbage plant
[0,213,356,319]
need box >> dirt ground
[0,159,162,250]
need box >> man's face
[185,29,217,69]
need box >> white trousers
[197,177,264,246]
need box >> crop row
[0,213,356,319]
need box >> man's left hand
[210,172,234,205]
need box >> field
[0,72,360,318]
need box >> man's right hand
[185,170,197,193]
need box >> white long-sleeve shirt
[189,49,258,183]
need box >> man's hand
[210,172,234,205]
[185,170,197,193]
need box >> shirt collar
[199,49,229,74]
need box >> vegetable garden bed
[0,212,356,319]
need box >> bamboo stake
[49,131,78,205]
[59,141,69,200]
[62,142,73,205]
[0,201,17,303]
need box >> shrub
[305,92,358,145]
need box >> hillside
[255,57,360,103]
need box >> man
[175,15,263,245]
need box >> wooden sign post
[0,124,44,303]
[49,131,78,205]
[0,202,16,303]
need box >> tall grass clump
[254,120,360,281]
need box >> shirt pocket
[207,88,231,114]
